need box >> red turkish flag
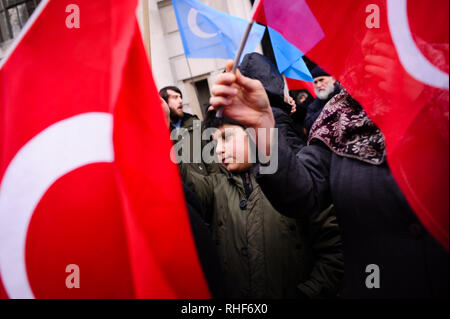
[286,78,317,98]
[255,0,449,250]
[0,0,210,298]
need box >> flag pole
[282,73,290,99]
[217,0,261,118]
[231,0,262,74]
[230,20,255,74]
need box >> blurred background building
[1,0,266,120]
[137,0,262,119]
[0,0,41,58]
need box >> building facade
[138,0,258,119]
[0,0,41,58]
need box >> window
[1,0,41,44]
[194,79,211,118]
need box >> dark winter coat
[291,90,314,138]
[239,53,306,153]
[183,183,223,298]
[253,136,449,298]
[171,113,208,176]
[181,165,344,299]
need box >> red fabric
[254,0,449,250]
[286,78,317,97]
[0,0,210,298]
[253,0,324,54]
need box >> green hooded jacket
[171,113,208,176]
[182,165,344,299]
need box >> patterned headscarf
[308,89,386,165]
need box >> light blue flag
[268,27,313,82]
[172,0,265,60]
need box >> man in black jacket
[304,66,341,135]
[160,86,207,176]
[160,86,191,128]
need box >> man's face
[212,124,252,173]
[298,93,308,104]
[314,76,336,100]
[167,89,184,119]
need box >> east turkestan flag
[172,0,265,60]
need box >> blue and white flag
[268,27,313,82]
[172,0,265,60]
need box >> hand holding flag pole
[216,0,261,118]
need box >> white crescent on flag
[387,0,449,90]
[187,8,218,39]
[0,113,114,299]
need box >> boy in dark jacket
[181,110,343,299]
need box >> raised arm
[179,163,214,223]
[210,61,332,218]
[254,135,332,219]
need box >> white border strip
[0,0,51,70]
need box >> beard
[169,107,184,121]
[315,81,335,100]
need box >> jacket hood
[239,53,291,113]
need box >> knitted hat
[311,66,331,78]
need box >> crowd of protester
[159,53,448,299]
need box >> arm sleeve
[272,108,306,153]
[304,111,316,133]
[298,205,344,298]
[253,136,332,220]
[179,163,214,223]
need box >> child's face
[212,124,252,173]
